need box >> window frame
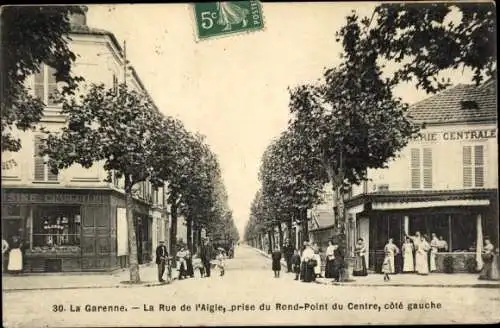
[33,63,59,106]
[33,135,59,183]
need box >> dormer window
[461,100,478,110]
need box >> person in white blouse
[383,238,399,274]
[300,242,316,283]
[324,240,337,280]
[430,233,439,272]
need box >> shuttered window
[33,135,58,182]
[33,63,58,105]
[410,148,433,189]
[464,145,485,188]
[410,148,421,189]
[422,148,433,189]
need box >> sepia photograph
[1,1,499,327]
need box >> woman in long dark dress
[324,240,337,280]
[271,246,282,278]
[301,242,316,282]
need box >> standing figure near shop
[324,240,337,281]
[291,249,301,280]
[383,238,399,274]
[7,235,23,274]
[2,238,9,272]
[155,241,168,282]
[353,238,368,277]
[438,236,448,252]
[407,231,430,275]
[430,233,439,272]
[312,243,322,278]
[200,238,213,278]
[283,240,294,273]
[402,236,415,273]
[176,245,188,280]
[271,245,282,278]
[300,242,316,283]
[185,247,194,278]
[479,238,499,281]
[382,248,392,281]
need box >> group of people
[155,238,228,283]
[2,235,24,273]
[271,240,348,283]
[381,232,448,279]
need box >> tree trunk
[286,219,293,245]
[267,230,273,253]
[187,218,193,253]
[169,201,178,257]
[196,227,202,254]
[278,222,283,248]
[125,188,140,283]
[302,208,309,242]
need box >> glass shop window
[32,206,81,248]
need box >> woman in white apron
[430,233,439,272]
[402,236,414,273]
[408,232,430,275]
[7,235,23,273]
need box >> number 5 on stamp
[193,1,264,39]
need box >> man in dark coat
[283,240,294,273]
[200,238,213,277]
[155,241,168,282]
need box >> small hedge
[465,257,478,273]
[443,256,454,273]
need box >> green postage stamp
[193,1,264,39]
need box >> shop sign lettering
[411,129,497,142]
[1,192,104,204]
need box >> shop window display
[32,206,81,249]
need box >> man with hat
[200,238,213,278]
[155,241,168,282]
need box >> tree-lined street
[3,245,500,327]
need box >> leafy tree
[1,5,85,152]
[42,83,164,283]
[244,191,268,249]
[337,3,496,93]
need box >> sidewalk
[2,263,181,292]
[253,246,500,288]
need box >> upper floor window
[463,145,485,188]
[34,135,58,182]
[34,63,58,106]
[410,148,433,189]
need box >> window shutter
[46,65,58,105]
[410,148,421,189]
[422,148,432,189]
[47,162,58,181]
[34,136,45,181]
[34,67,45,101]
[463,146,472,188]
[474,145,484,187]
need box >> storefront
[347,189,498,273]
[1,188,155,273]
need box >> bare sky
[86,3,473,237]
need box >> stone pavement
[254,247,500,288]
[2,263,180,292]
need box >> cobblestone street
[3,246,500,327]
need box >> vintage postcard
[1,2,499,327]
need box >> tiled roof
[407,78,497,124]
[70,24,124,55]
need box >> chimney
[69,6,88,26]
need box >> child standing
[271,246,282,278]
[216,248,226,276]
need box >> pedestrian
[185,247,194,278]
[271,245,282,278]
[382,251,391,281]
[332,245,344,282]
[324,240,337,281]
[479,238,499,281]
[301,242,316,283]
[200,238,213,278]
[155,241,168,282]
[312,243,322,278]
[2,238,9,273]
[177,245,187,280]
[192,253,205,277]
[7,235,23,274]
[291,249,301,280]
[383,238,399,274]
[402,236,415,273]
[407,231,430,275]
[216,248,226,276]
[283,240,293,273]
[430,233,439,272]
[353,238,368,276]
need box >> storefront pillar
[403,215,409,235]
[476,214,483,271]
